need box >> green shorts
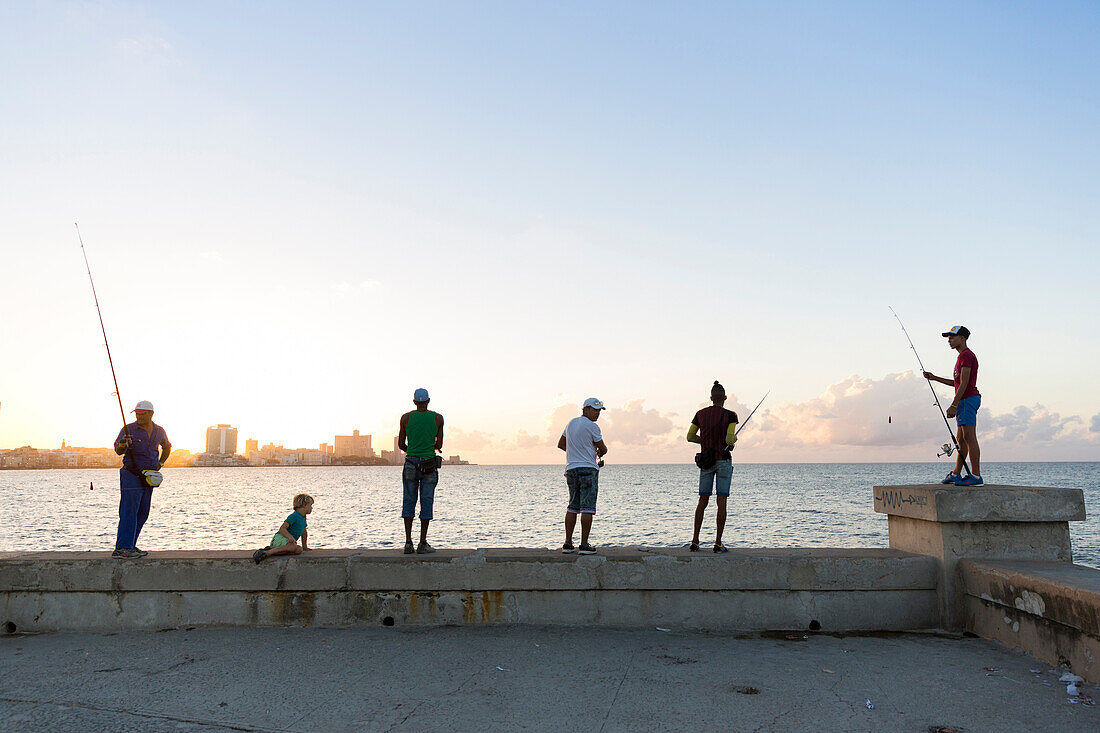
[270,534,290,548]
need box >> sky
[1,1,1098,463]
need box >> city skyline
[1,3,1098,463]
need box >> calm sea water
[1,462,1096,568]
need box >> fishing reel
[938,443,955,458]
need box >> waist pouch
[694,451,717,470]
[125,464,163,488]
[412,456,442,475]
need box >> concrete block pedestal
[873,484,1085,629]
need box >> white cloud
[464,377,1100,463]
[446,428,495,453]
[746,373,943,450]
[603,399,676,446]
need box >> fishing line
[76,222,131,445]
[889,306,972,476]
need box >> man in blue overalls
[112,400,172,559]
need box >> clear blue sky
[1,1,1098,461]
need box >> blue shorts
[402,459,438,520]
[956,395,981,427]
[565,467,599,514]
[699,460,732,497]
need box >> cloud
[740,372,1100,460]
[470,378,1100,463]
[747,373,943,449]
[602,400,676,446]
[986,406,1083,444]
[447,428,495,453]
[515,429,544,448]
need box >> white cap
[132,400,154,412]
[582,397,606,411]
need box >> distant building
[193,452,250,467]
[334,429,373,458]
[442,455,470,465]
[244,439,259,460]
[206,424,238,455]
[381,436,405,466]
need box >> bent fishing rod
[889,306,971,476]
[77,223,131,445]
[735,390,770,437]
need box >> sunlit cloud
[602,400,676,447]
[474,375,1100,463]
[446,428,495,453]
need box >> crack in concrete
[149,654,202,674]
[382,668,481,732]
[598,649,636,733]
[0,695,281,731]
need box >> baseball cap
[582,397,606,411]
[413,388,430,402]
[941,325,971,339]
[132,400,154,412]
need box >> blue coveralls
[115,422,170,549]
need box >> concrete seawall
[0,548,939,633]
[4,484,1097,683]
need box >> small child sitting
[253,493,313,563]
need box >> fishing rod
[889,306,972,476]
[735,390,770,437]
[76,223,131,445]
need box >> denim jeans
[565,467,599,514]
[402,459,438,520]
[699,459,733,497]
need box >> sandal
[689,542,700,552]
[713,542,729,553]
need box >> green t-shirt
[406,410,439,459]
[282,511,307,540]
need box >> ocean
[1,462,1096,568]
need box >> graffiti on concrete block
[874,489,928,510]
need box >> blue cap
[413,388,430,402]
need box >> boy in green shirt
[253,493,313,563]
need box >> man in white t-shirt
[557,397,609,555]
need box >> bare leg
[692,496,709,544]
[715,495,728,544]
[961,425,981,475]
[265,543,302,557]
[565,512,577,544]
[403,517,414,543]
[420,518,430,544]
[580,513,593,545]
[954,425,969,475]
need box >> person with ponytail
[686,381,738,552]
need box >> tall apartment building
[206,424,238,455]
[334,429,373,458]
[244,439,259,459]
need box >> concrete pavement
[1,626,1096,732]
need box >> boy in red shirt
[923,325,982,486]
